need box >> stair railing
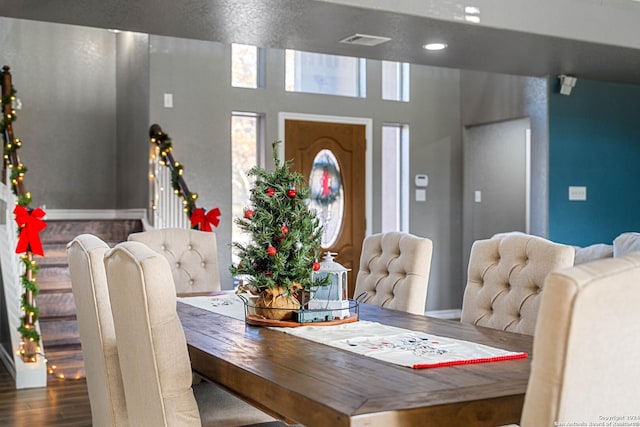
[148,124,220,231]
[1,65,46,369]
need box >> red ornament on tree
[287,188,297,198]
[267,245,277,256]
[266,187,275,197]
[281,224,289,234]
[312,261,321,271]
[244,209,254,219]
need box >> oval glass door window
[308,149,344,248]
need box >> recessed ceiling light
[423,43,448,51]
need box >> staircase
[36,219,143,380]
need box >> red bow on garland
[190,207,221,232]
[14,205,47,256]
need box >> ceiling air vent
[339,33,391,47]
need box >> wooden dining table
[178,301,533,427]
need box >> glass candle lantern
[310,252,350,318]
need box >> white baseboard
[425,308,462,320]
[44,209,147,221]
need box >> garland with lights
[1,65,46,363]
[149,124,220,230]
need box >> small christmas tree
[230,141,329,319]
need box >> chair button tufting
[161,245,166,250]
[189,280,194,285]
[201,262,206,268]
[188,245,193,250]
[176,262,180,268]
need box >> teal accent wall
[549,78,640,246]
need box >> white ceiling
[2,0,640,85]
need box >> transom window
[231,43,265,88]
[285,49,366,98]
[382,61,410,102]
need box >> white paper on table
[178,293,246,321]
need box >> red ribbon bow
[190,207,221,232]
[14,205,47,256]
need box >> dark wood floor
[0,363,92,427]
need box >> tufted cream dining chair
[66,234,128,427]
[518,253,640,426]
[461,234,574,335]
[104,241,286,427]
[353,232,433,315]
[128,228,220,294]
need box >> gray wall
[116,32,150,209]
[0,17,117,209]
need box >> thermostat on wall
[415,174,429,187]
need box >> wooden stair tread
[41,219,143,243]
[39,318,80,347]
[37,266,70,283]
[38,281,72,293]
[37,293,76,318]
[43,345,86,380]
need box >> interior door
[462,117,531,277]
[284,119,366,297]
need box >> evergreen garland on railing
[19,255,40,342]
[149,124,221,231]
[1,65,45,362]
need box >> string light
[3,68,44,363]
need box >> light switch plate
[568,186,587,201]
[163,93,173,108]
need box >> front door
[284,119,366,297]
